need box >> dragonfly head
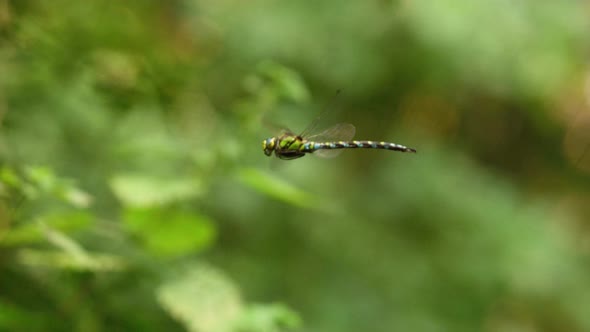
[262,137,277,156]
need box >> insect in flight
[262,95,416,160]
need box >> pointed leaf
[110,174,203,207]
[123,207,216,257]
[157,264,243,332]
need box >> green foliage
[1,1,590,332]
[236,304,302,332]
[251,61,311,104]
[2,210,90,246]
[110,174,204,208]
[157,264,301,332]
[157,264,244,332]
[404,0,588,98]
[123,207,215,258]
[237,168,318,211]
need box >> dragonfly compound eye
[262,138,275,156]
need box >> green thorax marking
[278,135,306,151]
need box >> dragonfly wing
[313,148,344,158]
[276,127,296,136]
[298,90,342,138]
[307,123,356,158]
[306,123,356,142]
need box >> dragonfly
[262,103,416,160]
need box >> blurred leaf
[1,211,91,246]
[43,221,91,261]
[12,221,125,271]
[236,303,302,332]
[110,174,203,208]
[405,0,588,97]
[157,263,243,332]
[0,300,48,331]
[237,168,319,210]
[24,165,57,192]
[0,167,21,188]
[17,249,126,271]
[123,207,216,257]
[59,186,93,208]
[0,166,92,207]
[257,61,310,103]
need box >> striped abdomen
[302,140,416,153]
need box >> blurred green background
[1,1,590,331]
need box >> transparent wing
[313,148,345,158]
[306,123,356,141]
[306,123,356,158]
[278,127,296,136]
[298,90,342,138]
[260,112,297,137]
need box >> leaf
[236,303,302,332]
[12,221,125,271]
[237,168,318,210]
[157,263,243,332]
[0,167,22,188]
[1,211,91,246]
[110,174,203,207]
[123,207,216,257]
[16,249,126,272]
[59,186,93,208]
[257,61,310,103]
[24,166,57,192]
[0,166,93,208]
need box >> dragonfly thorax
[262,134,309,159]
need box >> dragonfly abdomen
[303,140,416,153]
